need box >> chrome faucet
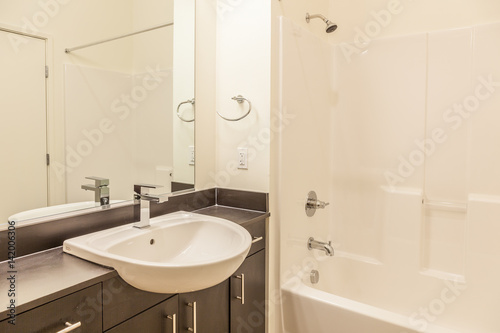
[133,184,169,229]
[81,176,110,206]
[307,237,334,256]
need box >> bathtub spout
[307,237,334,256]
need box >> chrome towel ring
[176,98,195,122]
[217,95,252,121]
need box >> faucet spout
[81,177,110,206]
[307,237,334,256]
[133,184,169,229]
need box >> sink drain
[150,239,155,245]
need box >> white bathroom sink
[63,211,252,293]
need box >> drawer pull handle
[252,236,263,244]
[187,302,197,332]
[56,321,81,333]
[235,274,245,304]
[166,313,177,333]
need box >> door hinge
[45,65,49,78]
[46,153,50,166]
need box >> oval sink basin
[63,211,252,293]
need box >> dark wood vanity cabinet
[0,284,102,333]
[0,218,267,333]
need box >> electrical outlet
[238,147,248,169]
[189,146,195,165]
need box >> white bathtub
[281,278,460,333]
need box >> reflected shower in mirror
[0,0,195,225]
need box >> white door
[0,30,48,221]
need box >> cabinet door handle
[55,321,81,333]
[235,274,245,304]
[252,236,263,244]
[187,302,197,333]
[166,313,177,333]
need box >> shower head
[306,13,338,33]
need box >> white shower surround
[279,16,500,333]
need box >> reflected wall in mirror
[0,0,195,224]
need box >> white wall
[172,0,195,185]
[193,0,217,190]
[212,0,271,192]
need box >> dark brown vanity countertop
[0,206,269,319]
[195,205,270,227]
[0,247,117,318]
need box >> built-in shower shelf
[419,268,466,283]
[423,199,467,213]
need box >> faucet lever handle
[134,183,163,194]
[316,200,330,209]
[85,176,109,187]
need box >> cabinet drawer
[0,284,101,333]
[245,218,266,257]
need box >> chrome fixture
[81,176,110,206]
[187,302,197,333]
[166,314,177,333]
[308,237,334,256]
[310,270,320,284]
[217,95,252,121]
[177,98,195,122]
[305,13,338,33]
[65,22,173,53]
[133,184,169,229]
[305,190,330,217]
[56,321,81,333]
[235,274,245,304]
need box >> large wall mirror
[0,0,195,224]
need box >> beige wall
[213,0,271,192]
[194,0,217,190]
[329,0,500,43]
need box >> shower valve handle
[307,199,329,209]
[305,191,330,217]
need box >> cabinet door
[102,276,173,330]
[231,250,266,333]
[0,284,102,333]
[178,280,229,333]
[106,295,178,333]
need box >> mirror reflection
[0,0,195,224]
